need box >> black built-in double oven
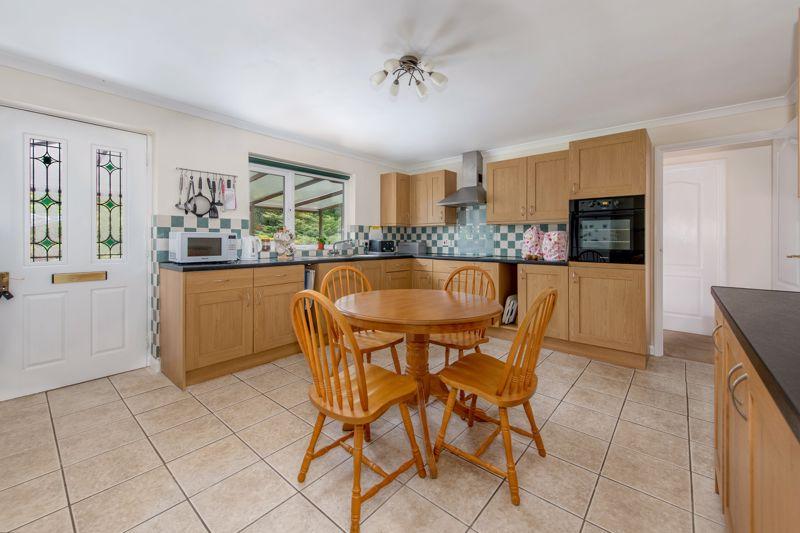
[569,195,645,264]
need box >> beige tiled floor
[0,338,727,532]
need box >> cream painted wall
[0,66,396,226]
[665,144,773,289]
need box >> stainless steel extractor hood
[437,151,486,207]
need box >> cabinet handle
[571,183,577,193]
[213,279,229,283]
[520,206,525,217]
[244,291,251,306]
[727,362,743,393]
[787,254,800,258]
[711,324,723,352]
[571,271,577,282]
[730,373,749,420]
[528,206,534,216]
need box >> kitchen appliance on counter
[368,240,396,254]
[397,241,426,255]
[569,195,645,264]
[168,231,238,263]
[240,236,262,261]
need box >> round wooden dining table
[335,288,503,477]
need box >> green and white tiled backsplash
[149,207,566,357]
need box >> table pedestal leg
[405,333,437,478]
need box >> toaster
[397,241,427,255]
[368,240,396,253]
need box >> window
[28,138,64,262]
[95,148,124,260]
[249,159,347,247]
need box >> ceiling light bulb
[415,80,428,98]
[390,79,399,96]
[384,58,400,72]
[370,70,388,86]
[429,71,448,87]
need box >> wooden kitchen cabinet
[722,330,750,532]
[518,264,568,340]
[412,270,432,289]
[410,170,457,226]
[568,263,647,354]
[526,151,569,222]
[383,270,411,289]
[185,287,253,370]
[486,157,527,223]
[380,172,410,226]
[160,266,304,388]
[357,261,383,290]
[568,129,650,199]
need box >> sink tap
[330,239,354,256]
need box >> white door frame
[0,99,155,366]
[771,118,799,290]
[652,128,783,356]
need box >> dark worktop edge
[158,254,568,272]
[711,286,800,441]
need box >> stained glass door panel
[95,148,124,260]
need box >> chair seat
[346,330,405,352]
[429,331,489,350]
[309,363,417,424]
[437,353,535,407]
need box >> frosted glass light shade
[390,79,400,96]
[429,71,448,87]
[370,70,388,86]
[415,80,428,98]
[384,58,400,72]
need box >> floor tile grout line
[43,391,78,533]
[684,361,697,533]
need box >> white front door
[663,160,725,335]
[772,128,800,291]
[0,107,149,401]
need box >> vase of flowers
[273,227,296,259]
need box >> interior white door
[772,128,800,291]
[0,107,149,400]
[662,160,724,335]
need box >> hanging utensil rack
[176,167,237,179]
[176,167,238,217]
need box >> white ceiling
[0,0,796,166]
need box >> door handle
[787,254,800,258]
[0,272,13,300]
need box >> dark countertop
[158,253,568,272]
[711,286,800,441]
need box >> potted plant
[316,236,326,250]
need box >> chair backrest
[444,265,496,300]
[320,265,371,301]
[290,289,369,413]
[496,287,557,398]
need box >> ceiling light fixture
[370,55,447,98]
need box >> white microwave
[168,231,238,263]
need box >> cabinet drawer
[412,258,433,271]
[432,260,470,274]
[383,258,412,272]
[185,269,253,294]
[253,265,305,287]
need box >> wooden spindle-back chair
[320,266,403,374]
[430,265,496,367]
[291,290,425,532]
[433,287,557,506]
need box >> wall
[664,144,773,289]
[0,65,397,226]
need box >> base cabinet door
[358,261,383,291]
[383,270,411,289]
[723,334,751,532]
[518,265,568,340]
[412,270,432,289]
[568,265,646,353]
[432,272,449,291]
[185,288,253,370]
[253,282,303,353]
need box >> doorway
[0,107,150,400]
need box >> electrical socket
[442,238,451,246]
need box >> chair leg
[364,423,371,443]
[298,412,326,483]
[366,352,372,364]
[467,394,478,427]
[390,344,402,374]
[398,402,426,478]
[434,388,458,457]
[474,344,482,353]
[458,350,466,403]
[523,401,546,457]
[458,349,464,361]
[444,347,450,367]
[351,425,364,533]
[499,408,520,505]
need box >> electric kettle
[240,236,262,260]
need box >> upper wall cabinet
[486,157,527,223]
[568,129,650,199]
[380,172,410,226]
[410,170,457,226]
[486,151,569,224]
[526,150,569,222]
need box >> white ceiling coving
[0,0,796,167]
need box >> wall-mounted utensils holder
[176,167,237,218]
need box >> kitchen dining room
[1,2,799,533]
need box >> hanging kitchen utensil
[223,178,236,210]
[192,174,212,217]
[174,171,185,210]
[184,175,196,214]
[208,177,219,219]
[215,175,224,206]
